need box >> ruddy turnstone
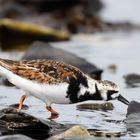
[0,58,129,116]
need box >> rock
[0,19,70,51]
[125,101,140,133]
[123,73,140,87]
[9,104,29,111]
[0,107,51,139]
[77,102,114,111]
[0,0,139,34]
[49,125,90,140]
[126,101,140,116]
[22,42,103,80]
[16,0,103,15]
[0,134,33,140]
[89,130,124,137]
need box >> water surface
[0,31,140,139]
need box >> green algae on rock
[77,102,114,111]
[89,130,124,137]
[0,19,70,51]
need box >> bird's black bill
[117,94,129,105]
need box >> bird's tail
[0,58,17,71]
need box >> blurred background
[0,0,140,139]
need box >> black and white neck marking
[66,75,120,103]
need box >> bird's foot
[46,106,58,114]
[46,106,59,120]
[48,113,59,120]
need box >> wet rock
[126,101,140,116]
[123,73,140,87]
[0,134,33,140]
[88,130,124,137]
[125,101,140,133]
[0,107,51,139]
[9,104,29,111]
[49,125,90,140]
[0,19,70,51]
[77,102,114,111]
[22,42,103,80]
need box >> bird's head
[95,80,129,105]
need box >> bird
[0,58,129,116]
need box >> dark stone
[9,104,29,110]
[22,42,103,80]
[126,101,140,116]
[16,0,103,15]
[77,102,114,111]
[0,134,33,140]
[123,73,140,87]
[0,108,51,139]
[125,101,140,134]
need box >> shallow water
[0,31,140,139]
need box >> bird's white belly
[0,66,70,104]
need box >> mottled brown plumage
[0,59,85,84]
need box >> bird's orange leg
[46,105,59,120]
[46,106,58,115]
[18,95,26,112]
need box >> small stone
[125,101,140,134]
[0,134,33,140]
[77,102,114,111]
[50,125,90,139]
[126,101,140,116]
[89,130,124,137]
[123,73,140,87]
[107,64,117,73]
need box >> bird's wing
[0,59,88,85]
